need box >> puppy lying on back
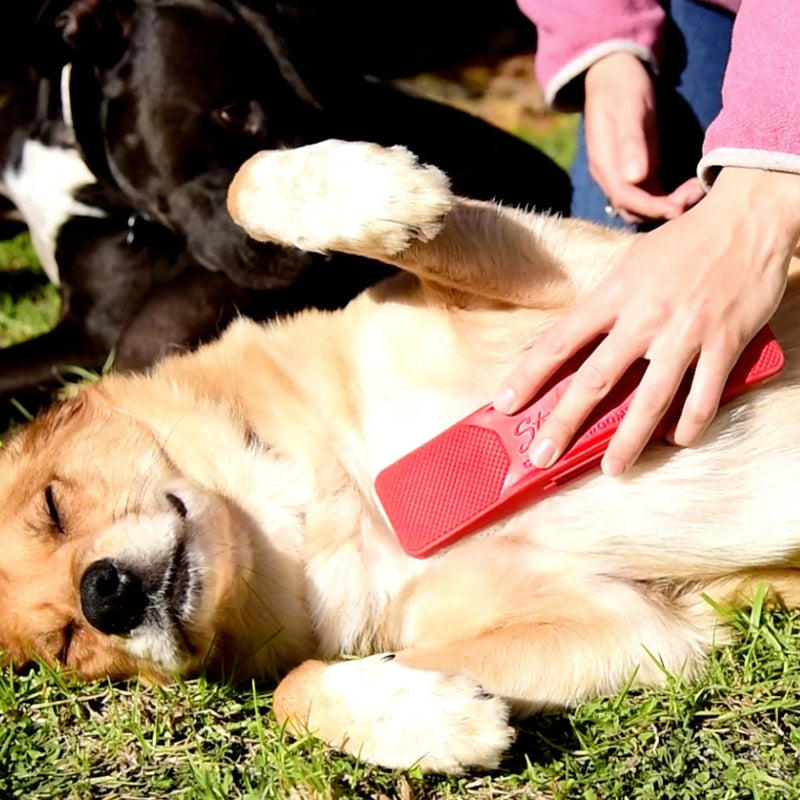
[3,140,800,773]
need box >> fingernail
[493,388,517,414]
[602,456,626,477]
[531,438,557,469]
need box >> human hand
[584,52,704,224]
[493,167,800,476]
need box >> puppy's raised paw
[227,140,452,258]
[274,654,515,774]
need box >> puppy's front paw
[227,140,452,257]
[273,655,514,773]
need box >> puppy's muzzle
[80,559,149,635]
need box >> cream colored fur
[3,140,800,774]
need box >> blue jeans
[570,0,735,229]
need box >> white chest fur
[1,139,106,285]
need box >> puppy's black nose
[80,559,148,635]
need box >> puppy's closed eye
[57,621,76,666]
[167,492,188,519]
[45,485,65,535]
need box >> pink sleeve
[516,0,665,110]
[699,0,800,187]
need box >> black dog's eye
[218,102,249,127]
[213,101,264,136]
[45,485,65,535]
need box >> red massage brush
[375,326,785,558]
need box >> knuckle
[540,326,568,358]
[640,300,671,332]
[509,360,535,386]
[685,398,717,429]
[575,362,611,395]
[675,313,706,344]
[604,280,628,308]
[633,383,672,418]
[714,328,747,359]
[540,412,577,444]
[672,401,718,447]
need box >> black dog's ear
[33,0,133,73]
[56,0,129,65]
[225,0,322,111]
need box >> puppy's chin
[152,495,314,683]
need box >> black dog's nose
[80,559,149,635]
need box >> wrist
[708,167,800,247]
[585,51,650,95]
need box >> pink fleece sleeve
[516,0,665,110]
[699,0,800,187]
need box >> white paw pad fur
[227,140,453,256]
[316,654,514,773]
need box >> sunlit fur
[4,140,800,772]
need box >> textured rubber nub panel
[375,425,509,556]
[740,332,785,381]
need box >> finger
[666,178,706,213]
[616,118,651,185]
[618,209,647,226]
[585,84,654,188]
[600,345,698,476]
[589,108,685,223]
[670,344,740,447]
[585,93,677,222]
[528,332,646,469]
[585,113,626,197]
[606,182,683,222]
[493,304,616,415]
[618,94,661,187]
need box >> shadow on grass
[0,267,51,301]
[504,712,581,770]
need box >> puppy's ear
[33,0,133,73]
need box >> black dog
[0,0,569,418]
[0,68,263,411]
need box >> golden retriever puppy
[3,140,800,774]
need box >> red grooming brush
[376,326,785,558]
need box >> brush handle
[376,326,784,558]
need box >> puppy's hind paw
[227,140,453,258]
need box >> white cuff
[545,40,659,111]
[698,148,800,191]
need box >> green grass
[3,607,800,798]
[0,231,60,347]
[514,114,579,173]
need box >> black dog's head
[34,0,323,288]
